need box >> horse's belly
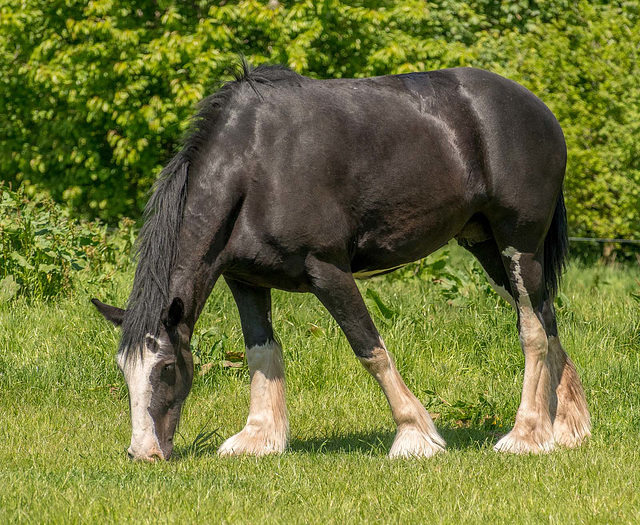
[350,204,471,276]
[353,264,407,279]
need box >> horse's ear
[92,298,125,327]
[164,297,184,329]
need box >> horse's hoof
[388,426,446,459]
[217,429,287,457]
[494,426,555,454]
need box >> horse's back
[235,66,565,205]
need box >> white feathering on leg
[359,344,445,459]
[218,341,288,456]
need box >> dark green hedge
[1,0,638,244]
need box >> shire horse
[93,63,591,461]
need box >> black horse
[93,63,590,461]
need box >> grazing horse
[93,63,591,461]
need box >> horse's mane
[119,60,300,361]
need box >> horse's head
[92,297,193,461]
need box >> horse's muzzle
[127,445,169,462]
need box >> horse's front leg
[308,258,446,458]
[217,279,288,456]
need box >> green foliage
[477,2,640,246]
[424,388,502,429]
[1,0,638,246]
[386,246,496,306]
[0,184,134,301]
[365,288,398,319]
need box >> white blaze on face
[118,338,163,459]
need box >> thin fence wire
[568,237,640,245]
[103,225,640,245]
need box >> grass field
[1,247,639,523]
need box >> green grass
[1,248,639,524]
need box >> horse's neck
[168,243,221,334]
[167,186,241,332]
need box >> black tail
[544,190,569,299]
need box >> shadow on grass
[170,422,502,459]
[172,446,219,461]
[289,430,395,455]
[439,426,501,451]
[289,426,500,456]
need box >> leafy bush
[0,184,135,301]
[424,388,502,430]
[1,0,638,249]
[385,246,496,305]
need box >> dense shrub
[1,0,638,248]
[0,184,134,301]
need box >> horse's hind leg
[466,240,552,451]
[463,238,515,308]
[467,238,590,451]
[541,300,591,447]
[490,248,556,453]
[217,279,288,456]
[308,258,445,458]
